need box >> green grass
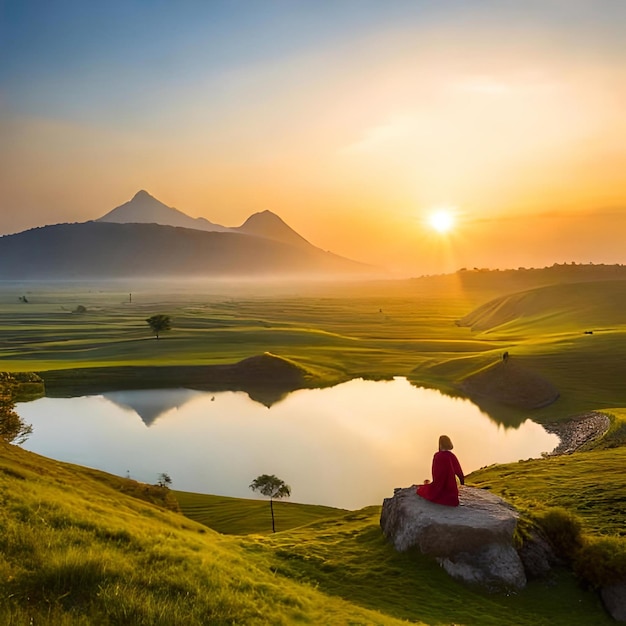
[468,413,626,537]
[240,509,611,626]
[0,441,411,625]
[0,441,616,626]
[175,490,349,535]
[2,277,626,420]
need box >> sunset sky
[1,0,625,275]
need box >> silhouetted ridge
[0,190,377,277]
[0,221,372,279]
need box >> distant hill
[457,280,626,333]
[0,221,373,279]
[413,264,626,299]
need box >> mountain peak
[97,190,228,232]
[241,210,285,227]
[237,210,311,249]
[96,192,315,251]
[131,189,154,201]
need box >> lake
[18,377,559,509]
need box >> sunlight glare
[428,209,455,233]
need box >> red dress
[417,450,464,506]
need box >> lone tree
[249,474,291,533]
[0,392,33,445]
[157,472,172,488]
[146,314,171,339]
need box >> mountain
[97,190,312,249]
[0,221,373,279]
[236,210,312,249]
[97,190,230,233]
[0,190,375,279]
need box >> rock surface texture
[543,411,611,455]
[380,486,527,590]
[601,582,626,623]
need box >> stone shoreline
[544,411,611,455]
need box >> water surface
[19,378,558,509]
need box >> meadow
[0,440,617,625]
[2,272,626,424]
[2,269,626,624]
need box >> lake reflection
[18,378,558,509]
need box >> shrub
[0,393,33,445]
[0,372,45,402]
[533,507,584,560]
[574,537,626,588]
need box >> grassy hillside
[175,490,349,535]
[411,279,626,422]
[468,409,626,536]
[0,440,618,625]
[0,441,410,625]
[457,280,626,333]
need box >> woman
[417,435,465,506]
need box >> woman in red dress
[417,435,465,506]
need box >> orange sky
[1,1,624,276]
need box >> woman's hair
[439,435,454,451]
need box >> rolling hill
[445,279,626,414]
[457,280,626,333]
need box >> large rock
[380,486,526,590]
[601,582,626,622]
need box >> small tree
[0,392,33,445]
[146,314,171,339]
[249,474,291,533]
[157,472,172,488]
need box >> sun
[428,209,455,233]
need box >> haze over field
[1,1,625,275]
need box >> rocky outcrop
[601,582,626,623]
[543,411,611,455]
[516,526,559,579]
[380,486,527,590]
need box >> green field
[2,274,626,425]
[2,270,626,624]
